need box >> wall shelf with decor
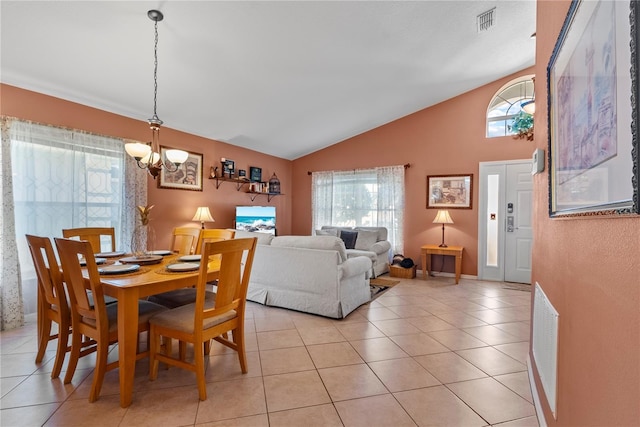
[208,176,251,191]
[247,191,283,202]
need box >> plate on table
[166,263,200,272]
[95,251,125,258]
[119,255,163,265]
[150,250,172,256]
[98,264,140,275]
[79,257,107,266]
[178,254,201,262]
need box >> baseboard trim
[416,270,477,280]
[527,354,547,427]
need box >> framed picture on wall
[158,147,203,191]
[426,174,473,209]
[548,0,639,216]
[249,166,262,182]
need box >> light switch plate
[532,148,544,175]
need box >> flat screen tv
[235,206,276,235]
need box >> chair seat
[82,301,167,333]
[147,288,215,309]
[150,300,236,334]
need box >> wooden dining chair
[26,234,74,379]
[149,238,258,400]
[54,237,167,402]
[195,229,235,254]
[170,227,201,255]
[62,227,116,253]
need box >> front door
[478,160,533,284]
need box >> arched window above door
[487,76,534,138]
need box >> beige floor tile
[456,346,526,376]
[360,306,400,321]
[306,342,364,368]
[317,364,387,401]
[388,333,450,356]
[373,295,414,308]
[268,403,343,427]
[256,329,304,350]
[435,312,488,328]
[427,328,488,351]
[447,377,536,425]
[290,313,335,329]
[334,394,417,427]
[414,352,487,384]
[368,358,440,392]
[349,337,408,362]
[494,341,531,364]
[120,385,200,426]
[0,352,51,377]
[335,322,385,341]
[494,371,534,403]
[297,325,346,345]
[204,351,262,383]
[0,402,60,427]
[370,318,421,336]
[493,322,532,341]
[394,385,487,426]
[1,371,89,409]
[492,307,531,322]
[44,394,127,426]
[260,347,314,376]
[195,376,266,424]
[494,415,540,426]
[197,413,270,427]
[468,296,516,309]
[405,315,457,332]
[462,324,522,345]
[467,309,513,325]
[1,376,27,398]
[253,315,296,332]
[263,370,330,412]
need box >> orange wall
[291,69,535,275]
[1,84,292,249]
[531,1,640,425]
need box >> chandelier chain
[152,19,159,120]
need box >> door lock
[507,216,514,232]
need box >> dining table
[83,251,220,408]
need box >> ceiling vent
[477,7,496,32]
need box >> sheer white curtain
[2,118,146,320]
[311,165,405,255]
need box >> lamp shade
[165,149,189,165]
[433,210,454,224]
[521,99,535,115]
[125,142,152,160]
[192,207,215,223]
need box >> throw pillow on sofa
[339,230,358,249]
[354,229,378,251]
[316,229,338,237]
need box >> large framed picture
[158,147,203,191]
[427,174,473,209]
[548,0,639,216]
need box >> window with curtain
[311,165,405,255]
[1,118,146,320]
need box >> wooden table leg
[422,251,431,280]
[454,254,462,284]
[117,289,139,408]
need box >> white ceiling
[1,1,536,160]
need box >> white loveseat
[233,231,372,319]
[317,226,391,277]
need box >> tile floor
[0,275,539,426]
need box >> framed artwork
[238,169,247,178]
[427,174,473,209]
[249,166,262,182]
[158,147,203,191]
[548,0,639,216]
[222,159,235,177]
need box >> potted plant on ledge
[509,111,534,141]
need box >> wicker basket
[389,264,416,279]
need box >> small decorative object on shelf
[210,166,218,178]
[250,166,262,182]
[238,169,248,180]
[221,158,235,178]
[268,173,281,194]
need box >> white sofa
[233,231,372,319]
[317,226,391,277]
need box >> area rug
[370,277,400,300]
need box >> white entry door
[478,160,533,284]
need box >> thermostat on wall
[532,148,544,175]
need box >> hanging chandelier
[125,10,188,179]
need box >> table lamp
[433,210,453,247]
[192,206,215,229]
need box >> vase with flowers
[131,205,156,258]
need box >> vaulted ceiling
[1,1,536,160]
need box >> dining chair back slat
[62,227,116,253]
[171,227,201,255]
[195,229,235,254]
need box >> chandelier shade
[125,9,188,179]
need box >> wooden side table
[421,245,463,284]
